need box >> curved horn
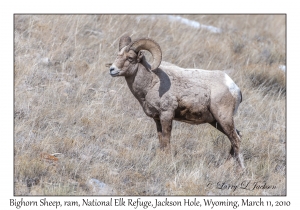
[119,35,132,51]
[128,38,162,71]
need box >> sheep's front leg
[159,112,174,151]
[153,119,163,146]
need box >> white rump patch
[224,74,241,114]
[224,74,239,95]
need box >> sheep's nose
[109,67,115,72]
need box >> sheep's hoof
[226,154,245,170]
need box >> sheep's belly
[174,107,215,125]
[174,117,213,125]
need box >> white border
[2,0,299,209]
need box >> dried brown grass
[14,14,286,195]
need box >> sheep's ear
[137,51,143,63]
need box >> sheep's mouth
[110,72,119,77]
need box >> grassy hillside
[14,14,286,195]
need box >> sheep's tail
[233,89,242,115]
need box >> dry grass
[14,14,286,195]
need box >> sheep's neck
[125,61,153,104]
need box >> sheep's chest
[142,101,160,119]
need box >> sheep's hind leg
[209,121,240,164]
[225,125,244,169]
[209,121,242,138]
[210,119,245,168]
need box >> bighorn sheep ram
[107,36,245,168]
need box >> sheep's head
[108,36,162,77]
